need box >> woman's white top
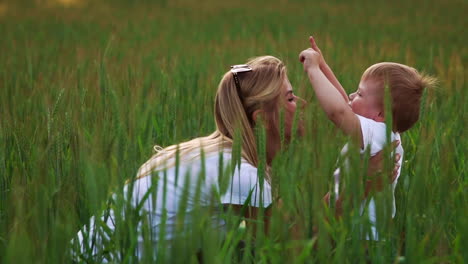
[75,149,272,259]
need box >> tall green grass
[0,0,466,262]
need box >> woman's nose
[297,96,308,109]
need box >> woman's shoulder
[204,149,258,174]
[136,148,258,181]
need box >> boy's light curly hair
[363,62,437,133]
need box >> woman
[134,56,304,238]
[74,56,305,261]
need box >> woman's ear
[252,109,268,128]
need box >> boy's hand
[299,48,321,72]
[309,36,326,69]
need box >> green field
[0,0,466,263]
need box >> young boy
[300,36,436,239]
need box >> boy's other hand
[299,48,320,72]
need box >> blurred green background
[0,0,466,263]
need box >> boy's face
[348,77,384,121]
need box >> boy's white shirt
[74,149,272,260]
[334,114,404,240]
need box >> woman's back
[74,149,272,261]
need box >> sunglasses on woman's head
[230,64,252,98]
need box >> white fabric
[75,149,271,260]
[334,114,404,240]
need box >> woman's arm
[364,141,402,195]
[226,198,310,241]
[226,204,272,234]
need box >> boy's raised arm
[309,36,349,104]
[299,48,363,147]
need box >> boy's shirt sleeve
[356,114,387,156]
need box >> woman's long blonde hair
[136,56,286,181]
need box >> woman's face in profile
[282,76,306,141]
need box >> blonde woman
[133,56,304,238]
[74,56,305,261]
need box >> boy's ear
[375,111,385,122]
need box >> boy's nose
[349,93,355,100]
